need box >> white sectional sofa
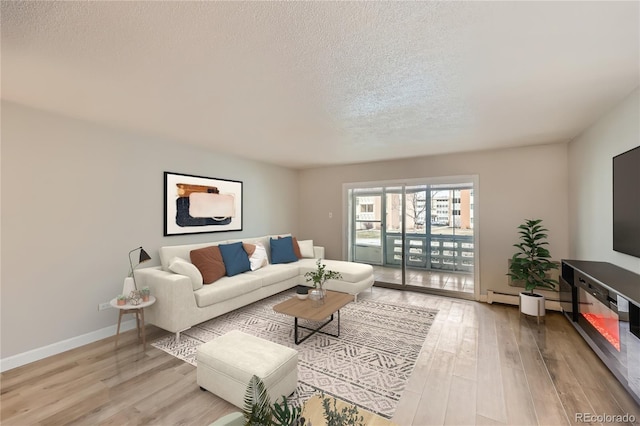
[135,234,374,341]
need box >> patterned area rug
[151,290,437,419]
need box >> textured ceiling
[2,1,639,169]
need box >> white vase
[123,277,136,296]
[520,292,545,319]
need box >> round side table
[110,296,156,348]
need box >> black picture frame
[164,171,243,236]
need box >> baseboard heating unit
[486,290,561,311]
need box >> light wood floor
[372,266,474,294]
[2,287,639,425]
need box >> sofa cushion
[246,263,299,287]
[270,237,299,264]
[168,257,204,291]
[194,274,263,307]
[190,246,226,284]
[219,242,251,277]
[297,240,315,258]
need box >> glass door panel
[429,188,474,273]
[352,191,383,265]
[404,187,427,271]
[383,188,403,284]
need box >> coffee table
[273,290,354,344]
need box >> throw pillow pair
[186,242,269,285]
[271,236,315,263]
[218,242,268,276]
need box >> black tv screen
[613,146,640,258]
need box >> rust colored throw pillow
[243,243,256,257]
[279,236,302,259]
[292,237,303,259]
[190,246,226,284]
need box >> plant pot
[117,299,126,306]
[520,292,545,318]
[296,286,309,299]
[142,295,150,302]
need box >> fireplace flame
[582,313,620,351]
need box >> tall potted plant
[507,219,558,321]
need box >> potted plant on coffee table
[305,259,342,302]
[507,219,558,323]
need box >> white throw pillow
[297,240,315,258]
[169,257,204,291]
[249,243,269,271]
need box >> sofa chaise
[135,234,374,341]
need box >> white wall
[568,88,640,274]
[298,143,570,297]
[1,101,299,360]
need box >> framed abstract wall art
[164,172,243,236]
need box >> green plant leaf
[507,219,558,292]
[272,396,303,426]
[243,375,272,425]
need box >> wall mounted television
[613,145,640,258]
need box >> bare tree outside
[386,191,427,233]
[406,191,427,231]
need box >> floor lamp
[125,246,151,294]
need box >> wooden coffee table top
[273,290,353,321]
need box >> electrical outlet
[98,302,112,311]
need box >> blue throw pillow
[218,242,251,277]
[270,236,299,264]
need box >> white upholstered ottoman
[197,330,298,408]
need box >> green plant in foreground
[243,375,306,426]
[242,375,367,426]
[507,218,559,295]
[320,393,364,426]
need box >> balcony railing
[354,233,474,272]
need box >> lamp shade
[138,248,151,264]
[129,246,151,290]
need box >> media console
[559,260,640,405]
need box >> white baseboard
[485,290,562,311]
[0,319,137,373]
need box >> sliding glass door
[352,189,383,265]
[347,178,476,297]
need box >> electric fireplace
[578,287,620,351]
[561,260,640,405]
